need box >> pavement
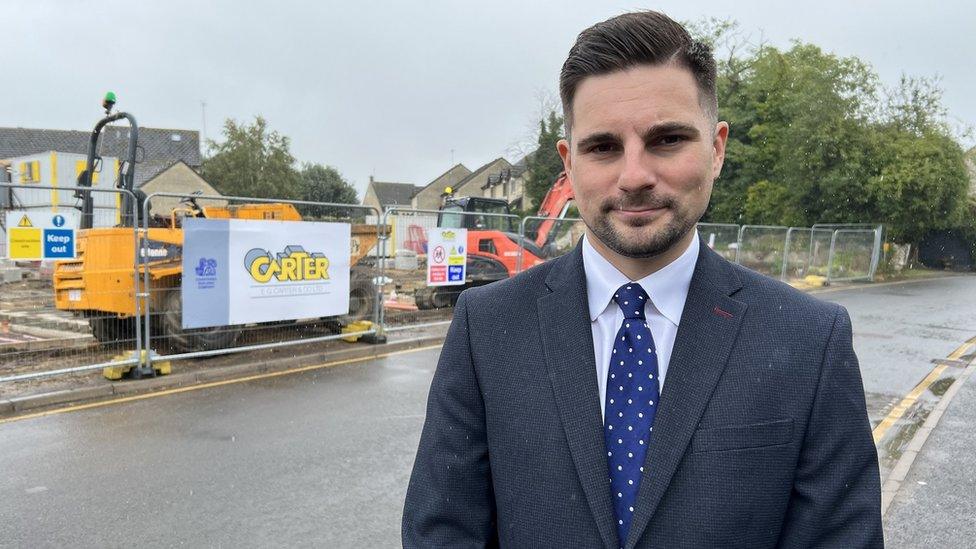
[883,357,976,548]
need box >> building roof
[370,180,422,206]
[483,164,528,189]
[0,126,202,188]
[139,159,200,187]
[454,157,510,193]
[415,162,471,195]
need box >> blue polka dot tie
[604,282,660,546]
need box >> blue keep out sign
[43,229,75,258]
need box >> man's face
[558,63,728,259]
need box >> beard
[583,191,699,259]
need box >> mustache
[600,193,674,213]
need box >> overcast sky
[4,0,973,199]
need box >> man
[403,11,882,548]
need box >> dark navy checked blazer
[403,236,883,548]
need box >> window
[75,160,100,184]
[439,204,464,228]
[19,160,41,183]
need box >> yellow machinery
[53,94,382,353]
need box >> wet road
[1,274,973,547]
[0,346,442,548]
[821,275,976,410]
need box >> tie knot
[613,283,649,320]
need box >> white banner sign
[182,218,351,329]
[426,228,467,286]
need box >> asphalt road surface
[1,274,973,547]
[0,345,442,548]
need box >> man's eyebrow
[642,122,700,140]
[575,132,619,151]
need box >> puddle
[928,377,956,397]
[878,403,932,480]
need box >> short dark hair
[559,11,717,135]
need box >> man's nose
[616,144,657,192]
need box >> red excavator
[414,172,575,309]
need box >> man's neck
[585,228,696,281]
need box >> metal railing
[516,215,586,273]
[1,188,886,385]
[697,223,740,261]
[0,183,142,383]
[138,192,384,371]
[736,225,789,277]
[380,207,520,333]
[825,229,880,282]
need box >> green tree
[300,163,358,205]
[688,19,970,247]
[296,163,359,219]
[867,129,969,244]
[202,116,301,200]
[708,42,882,226]
[524,110,565,211]
[743,180,803,226]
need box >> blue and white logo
[52,214,65,227]
[195,257,217,277]
[195,257,218,289]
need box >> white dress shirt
[581,231,700,421]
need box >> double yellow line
[6,333,976,446]
[872,335,976,444]
[0,344,443,426]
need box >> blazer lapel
[538,242,618,549]
[625,241,747,549]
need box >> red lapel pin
[713,306,733,319]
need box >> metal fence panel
[517,215,586,273]
[697,223,739,261]
[378,208,446,332]
[736,225,789,278]
[782,227,813,280]
[827,229,879,283]
[140,192,382,365]
[385,208,440,258]
[0,183,141,384]
[381,207,521,333]
[814,223,883,280]
[806,228,836,277]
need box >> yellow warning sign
[8,228,42,259]
[17,215,32,227]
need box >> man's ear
[711,121,729,179]
[557,138,572,175]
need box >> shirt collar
[582,229,700,326]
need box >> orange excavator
[414,172,575,309]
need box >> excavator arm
[532,172,574,248]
